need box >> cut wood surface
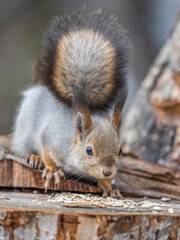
[1,192,180,239]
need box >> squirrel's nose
[103,170,112,177]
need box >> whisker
[67,173,87,188]
[65,170,87,187]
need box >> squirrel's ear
[75,113,84,136]
[111,88,128,136]
[75,111,93,139]
[111,109,122,136]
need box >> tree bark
[121,16,180,170]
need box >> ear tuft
[111,87,128,136]
[75,112,84,135]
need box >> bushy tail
[34,8,131,113]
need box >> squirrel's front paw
[102,188,122,199]
[42,167,65,192]
[27,153,44,170]
[98,179,122,199]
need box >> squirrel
[2,8,131,199]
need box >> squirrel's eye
[118,147,122,156]
[86,146,93,156]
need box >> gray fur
[11,86,74,159]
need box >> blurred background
[0,0,179,134]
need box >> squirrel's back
[34,8,131,111]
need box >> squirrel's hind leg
[41,147,65,192]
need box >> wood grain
[1,192,180,240]
[121,17,180,170]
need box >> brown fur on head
[71,79,127,179]
[73,112,122,180]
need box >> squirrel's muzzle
[103,170,112,177]
[100,165,117,179]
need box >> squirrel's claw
[27,153,44,170]
[102,188,109,198]
[42,167,65,191]
[45,170,53,192]
[54,171,60,187]
[58,168,65,178]
[42,168,53,192]
[110,189,122,199]
[102,188,122,199]
[42,168,48,179]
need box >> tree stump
[0,191,180,239]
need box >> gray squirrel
[2,8,131,198]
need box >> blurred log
[121,16,180,171]
[116,155,180,200]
